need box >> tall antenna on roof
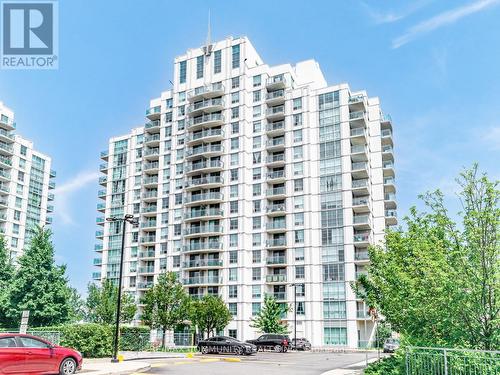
[204,9,213,56]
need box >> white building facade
[0,101,56,260]
[94,37,397,348]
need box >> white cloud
[392,0,500,48]
[53,170,100,225]
[363,0,433,24]
[480,125,500,150]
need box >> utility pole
[106,214,138,363]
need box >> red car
[0,333,82,375]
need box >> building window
[252,233,261,247]
[252,167,261,180]
[323,301,346,319]
[230,218,238,230]
[214,50,222,73]
[253,90,261,102]
[253,136,262,149]
[252,267,261,281]
[230,201,238,214]
[252,183,261,196]
[232,44,240,69]
[228,329,237,338]
[296,301,305,315]
[229,285,238,298]
[231,76,240,89]
[230,184,238,198]
[196,55,204,79]
[253,121,262,133]
[231,107,239,119]
[294,129,303,143]
[293,113,303,127]
[179,60,186,84]
[295,247,305,261]
[252,216,261,229]
[230,169,238,182]
[253,105,261,118]
[295,229,304,243]
[231,122,240,134]
[228,303,237,316]
[229,250,238,264]
[295,266,305,279]
[252,285,261,298]
[293,98,302,111]
[231,92,239,104]
[294,179,304,192]
[252,250,261,263]
[252,303,261,315]
[253,200,261,213]
[253,75,261,87]
[229,268,238,281]
[229,233,238,247]
[295,212,304,226]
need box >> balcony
[384,193,397,209]
[266,203,287,216]
[140,235,157,244]
[141,205,157,216]
[144,134,161,146]
[98,189,107,199]
[138,266,155,274]
[183,276,222,286]
[146,106,161,120]
[137,282,154,290]
[266,74,287,90]
[357,310,370,319]
[266,105,285,121]
[183,225,223,238]
[142,176,158,187]
[143,148,160,160]
[351,162,368,179]
[266,238,287,249]
[92,272,101,280]
[145,120,161,133]
[382,161,395,177]
[186,128,223,145]
[99,163,108,172]
[185,160,223,174]
[182,259,223,269]
[0,129,14,143]
[266,137,285,151]
[185,176,223,190]
[93,258,102,266]
[348,94,366,110]
[0,155,11,168]
[0,184,9,194]
[139,250,156,258]
[187,113,224,131]
[50,169,56,178]
[187,98,224,116]
[385,209,398,225]
[99,176,107,186]
[182,241,223,253]
[382,146,394,161]
[0,116,15,131]
[95,230,104,239]
[350,127,366,145]
[143,161,160,173]
[266,256,286,266]
[266,154,286,168]
[266,221,286,233]
[184,192,223,206]
[381,128,393,145]
[349,111,367,125]
[266,274,287,283]
[267,170,286,183]
[380,112,392,124]
[265,120,285,136]
[142,191,158,202]
[48,193,55,201]
[266,187,286,200]
[0,198,8,208]
[353,214,370,229]
[94,244,103,252]
[384,177,396,193]
[141,220,157,229]
[265,89,285,105]
[184,208,223,221]
[186,144,223,159]
[0,142,14,156]
[272,292,287,301]
[96,216,105,225]
[188,83,225,102]
[355,250,370,263]
[352,196,370,213]
[0,170,10,182]
[351,144,367,162]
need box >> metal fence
[406,346,500,375]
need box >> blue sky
[0,0,499,295]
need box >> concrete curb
[320,357,380,375]
[82,362,151,375]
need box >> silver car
[383,338,400,353]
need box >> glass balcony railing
[266,256,286,265]
[353,197,369,206]
[187,128,223,142]
[351,145,366,154]
[183,225,223,235]
[352,162,367,171]
[266,138,285,147]
[185,176,223,188]
[385,210,397,218]
[266,74,286,87]
[385,193,396,201]
[183,276,222,285]
[184,209,223,220]
[266,203,286,213]
[381,129,392,137]
[145,120,160,130]
[139,250,156,258]
[186,160,223,172]
[266,106,285,117]
[184,192,223,204]
[140,236,156,243]
[146,106,161,116]
[349,94,364,104]
[188,98,224,113]
[266,222,286,230]
[183,259,223,268]
[188,113,224,128]
[267,170,285,179]
[266,274,287,283]
[266,239,287,247]
[353,215,370,224]
[183,241,222,252]
[350,128,366,137]
[187,144,223,156]
[266,89,285,100]
[349,111,366,121]
[266,121,285,132]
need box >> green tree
[67,288,85,323]
[86,279,136,324]
[353,165,499,350]
[5,226,72,327]
[250,295,290,334]
[141,272,190,347]
[0,236,14,327]
[190,295,232,338]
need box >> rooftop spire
[203,10,213,56]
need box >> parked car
[291,338,311,351]
[383,338,400,353]
[0,333,83,375]
[197,336,257,355]
[246,334,290,352]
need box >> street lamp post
[106,214,138,363]
[290,283,305,350]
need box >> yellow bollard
[117,354,124,362]
[186,352,194,358]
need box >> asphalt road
[128,351,382,375]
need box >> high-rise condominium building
[94,37,397,348]
[0,101,56,260]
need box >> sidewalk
[321,357,380,375]
[81,358,150,375]
[120,350,190,361]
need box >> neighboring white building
[94,37,397,348]
[0,101,56,260]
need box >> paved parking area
[128,351,381,375]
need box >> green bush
[60,323,113,358]
[364,352,405,375]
